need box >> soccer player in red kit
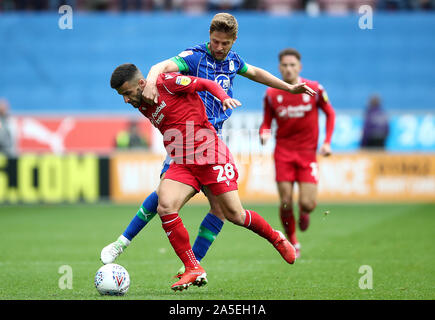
[110,63,296,291]
[259,48,335,258]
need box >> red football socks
[280,207,298,245]
[244,210,279,244]
[160,213,198,268]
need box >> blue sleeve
[236,53,248,75]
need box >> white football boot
[100,236,129,264]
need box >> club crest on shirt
[277,95,283,103]
[229,60,234,71]
[303,94,311,103]
[176,76,191,86]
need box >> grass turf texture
[0,203,434,300]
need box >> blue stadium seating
[0,12,434,113]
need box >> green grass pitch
[0,202,434,300]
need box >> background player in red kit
[110,63,296,291]
[259,48,335,258]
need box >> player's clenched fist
[319,143,332,157]
[222,98,242,111]
[142,81,159,104]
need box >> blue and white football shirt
[171,43,248,132]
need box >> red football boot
[273,231,296,264]
[171,265,207,291]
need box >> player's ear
[138,78,146,89]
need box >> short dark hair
[110,63,139,89]
[279,48,301,62]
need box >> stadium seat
[181,0,208,13]
[1,13,434,113]
[260,0,302,14]
[317,0,352,14]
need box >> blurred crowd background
[1,0,434,13]
[0,0,434,204]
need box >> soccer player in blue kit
[101,13,315,283]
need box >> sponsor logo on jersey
[277,104,313,118]
[215,74,230,92]
[176,76,191,86]
[151,101,166,126]
[164,74,174,80]
[207,61,215,68]
[178,50,193,58]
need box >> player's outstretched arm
[241,64,316,96]
[143,59,179,104]
[194,78,241,110]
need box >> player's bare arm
[241,64,316,96]
[143,59,179,104]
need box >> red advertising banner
[14,116,153,154]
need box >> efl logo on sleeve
[176,76,192,86]
[178,50,193,58]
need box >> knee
[157,198,175,216]
[299,198,316,213]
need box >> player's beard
[211,48,229,61]
[130,90,144,108]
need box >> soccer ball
[94,263,130,296]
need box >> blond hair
[209,13,238,39]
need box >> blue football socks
[192,213,224,262]
[122,191,158,241]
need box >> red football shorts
[274,149,319,184]
[164,162,239,196]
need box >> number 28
[213,164,235,182]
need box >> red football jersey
[259,77,335,158]
[138,73,230,164]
